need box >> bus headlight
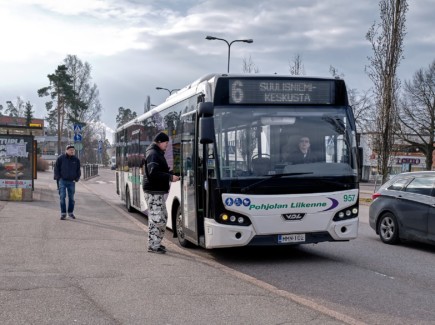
[333,204,359,221]
[217,211,251,226]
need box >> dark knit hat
[153,132,169,143]
[66,144,75,150]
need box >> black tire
[125,187,134,212]
[175,206,192,247]
[377,212,400,244]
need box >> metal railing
[83,164,99,180]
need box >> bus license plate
[278,234,306,243]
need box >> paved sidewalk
[0,170,358,325]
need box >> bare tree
[365,0,408,183]
[63,55,102,125]
[348,89,375,132]
[329,65,344,79]
[289,54,305,75]
[5,97,25,117]
[396,60,435,170]
[242,56,259,73]
[329,65,374,132]
[63,55,103,160]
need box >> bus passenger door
[181,113,199,245]
[130,129,141,208]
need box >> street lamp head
[205,35,253,73]
[156,87,178,95]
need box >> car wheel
[378,212,400,244]
[176,206,192,247]
[125,187,134,212]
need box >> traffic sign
[74,142,83,151]
[74,124,82,133]
[74,134,82,142]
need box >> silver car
[369,171,435,245]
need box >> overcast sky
[1,0,434,136]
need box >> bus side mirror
[198,102,214,117]
[200,117,214,144]
[358,147,363,167]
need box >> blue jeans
[59,179,75,215]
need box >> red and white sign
[0,179,32,188]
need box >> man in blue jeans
[54,144,81,220]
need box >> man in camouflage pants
[142,132,180,254]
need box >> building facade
[359,132,430,182]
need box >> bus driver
[283,136,321,164]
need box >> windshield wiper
[240,172,312,193]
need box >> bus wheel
[125,187,133,212]
[176,207,191,247]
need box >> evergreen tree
[38,64,79,155]
[24,101,34,126]
[116,107,137,128]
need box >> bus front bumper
[204,219,255,248]
[203,217,359,249]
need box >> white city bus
[115,74,360,248]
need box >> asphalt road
[91,169,435,325]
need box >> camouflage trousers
[144,193,168,249]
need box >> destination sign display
[228,79,334,105]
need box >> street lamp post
[156,87,179,95]
[205,35,253,73]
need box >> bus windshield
[213,106,358,180]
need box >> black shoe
[148,247,166,254]
[160,245,166,251]
[60,215,66,220]
[69,213,76,219]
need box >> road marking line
[374,271,395,280]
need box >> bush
[37,157,49,171]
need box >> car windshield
[213,106,358,180]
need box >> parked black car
[369,171,435,245]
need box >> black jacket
[54,153,81,181]
[289,150,322,164]
[142,143,172,193]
